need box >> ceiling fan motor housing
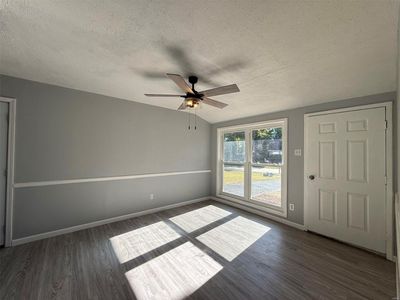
[186,76,201,108]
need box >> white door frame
[0,97,16,247]
[304,102,393,260]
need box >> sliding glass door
[219,119,287,216]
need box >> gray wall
[211,92,397,225]
[0,74,395,237]
[0,75,211,239]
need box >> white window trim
[216,118,288,217]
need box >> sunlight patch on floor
[196,216,270,261]
[169,205,231,233]
[125,241,222,300]
[110,221,180,264]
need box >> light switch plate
[289,203,295,211]
[294,149,302,156]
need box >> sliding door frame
[216,118,288,217]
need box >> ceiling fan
[144,74,240,110]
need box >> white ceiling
[1,0,399,123]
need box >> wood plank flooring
[0,200,396,299]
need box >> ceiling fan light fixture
[185,98,199,108]
[186,98,194,106]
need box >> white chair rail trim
[14,169,212,188]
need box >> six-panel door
[305,107,386,253]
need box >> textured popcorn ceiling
[0,0,398,123]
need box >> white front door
[305,107,387,253]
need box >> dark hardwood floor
[0,200,396,299]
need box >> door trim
[0,97,16,247]
[304,101,393,260]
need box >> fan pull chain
[188,112,191,130]
[194,109,197,130]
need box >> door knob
[309,175,315,180]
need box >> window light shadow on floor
[111,206,271,299]
[110,221,181,264]
[125,241,222,300]
[169,205,231,233]
[197,216,271,261]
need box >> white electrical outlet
[294,149,302,156]
[149,194,154,200]
[289,203,295,211]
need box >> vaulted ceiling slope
[0,1,398,123]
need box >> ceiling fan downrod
[188,75,198,92]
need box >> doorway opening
[0,97,16,247]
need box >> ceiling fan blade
[200,84,239,97]
[202,97,228,109]
[177,102,187,110]
[166,73,193,94]
[144,94,183,97]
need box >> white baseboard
[12,196,306,246]
[12,196,210,246]
[211,196,306,231]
